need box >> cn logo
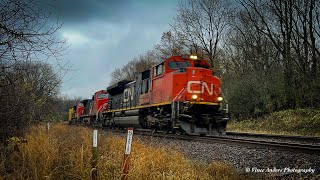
[123,86,134,103]
[187,81,214,95]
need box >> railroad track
[226,131,320,143]
[134,130,320,155]
[87,126,320,155]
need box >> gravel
[108,131,320,178]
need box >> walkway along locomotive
[98,55,229,135]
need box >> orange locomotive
[71,90,109,124]
[99,55,229,135]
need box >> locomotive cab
[91,90,109,116]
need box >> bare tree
[222,5,285,117]
[0,61,61,139]
[52,95,83,122]
[110,51,156,84]
[153,31,187,60]
[238,0,320,108]
[0,0,66,66]
[110,67,126,84]
[0,0,67,139]
[171,0,231,67]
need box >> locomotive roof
[107,79,133,96]
[153,54,206,67]
[107,79,132,90]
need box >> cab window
[141,79,150,94]
[168,61,190,69]
[194,61,211,69]
[98,93,109,99]
[154,63,164,76]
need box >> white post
[121,127,134,180]
[92,129,98,179]
[46,123,50,132]
[93,130,98,147]
[124,128,133,155]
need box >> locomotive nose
[186,67,220,103]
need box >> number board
[125,128,134,155]
[93,130,98,147]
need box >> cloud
[51,0,178,98]
[45,0,129,23]
[61,21,132,47]
[62,31,89,45]
[63,71,111,98]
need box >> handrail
[173,86,187,102]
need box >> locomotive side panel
[123,81,137,109]
[160,73,173,103]
[152,62,165,104]
[151,61,179,104]
[171,71,188,101]
[111,93,123,110]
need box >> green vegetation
[227,109,320,136]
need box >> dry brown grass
[0,123,254,179]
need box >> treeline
[0,0,67,139]
[225,0,320,118]
[111,0,320,119]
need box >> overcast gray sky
[53,0,178,98]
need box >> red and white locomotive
[73,90,109,124]
[99,55,229,135]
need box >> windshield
[168,61,190,69]
[98,93,109,99]
[194,60,211,69]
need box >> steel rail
[86,126,320,155]
[134,131,320,155]
[226,132,320,143]
[204,135,320,154]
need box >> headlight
[192,94,198,99]
[190,55,197,60]
[217,97,223,102]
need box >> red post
[121,127,134,180]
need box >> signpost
[46,123,50,133]
[92,129,98,180]
[121,127,134,180]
